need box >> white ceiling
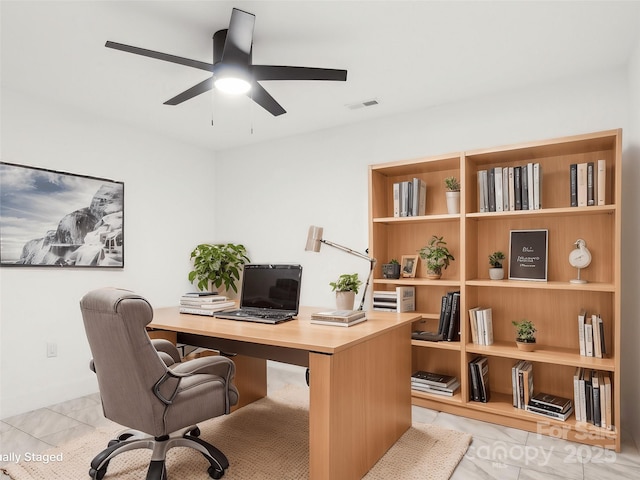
[2,1,640,152]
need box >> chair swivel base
[88,425,229,480]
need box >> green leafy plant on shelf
[188,243,250,293]
[419,235,455,278]
[512,319,536,343]
[489,251,506,268]
[444,176,461,192]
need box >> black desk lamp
[305,225,376,311]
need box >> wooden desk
[150,306,418,480]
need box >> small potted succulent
[419,235,455,279]
[444,176,461,214]
[488,251,506,280]
[512,319,536,352]
[382,259,401,279]
[330,273,363,310]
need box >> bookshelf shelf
[368,129,622,451]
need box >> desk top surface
[150,306,420,354]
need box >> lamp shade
[305,226,323,252]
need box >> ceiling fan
[105,7,348,116]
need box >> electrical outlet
[47,342,57,358]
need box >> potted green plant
[382,259,401,279]
[488,251,506,280]
[444,176,461,214]
[512,319,536,352]
[418,235,455,279]
[188,243,250,294]
[330,273,363,310]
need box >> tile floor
[1,362,639,479]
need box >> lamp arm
[320,239,374,262]
[358,258,377,311]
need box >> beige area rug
[3,385,471,480]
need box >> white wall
[621,30,640,441]
[215,68,638,436]
[0,90,217,418]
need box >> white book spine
[508,167,515,211]
[495,167,504,212]
[527,162,534,210]
[597,159,606,205]
[393,183,400,217]
[478,170,487,212]
[577,163,588,207]
[578,310,586,356]
[533,163,541,209]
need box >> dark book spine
[514,166,522,210]
[447,292,461,341]
[437,295,448,335]
[521,164,529,210]
[570,164,578,207]
[488,168,496,212]
[587,162,595,206]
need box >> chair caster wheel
[208,466,225,479]
[89,467,107,480]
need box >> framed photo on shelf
[508,229,548,281]
[401,254,419,278]
[0,162,124,268]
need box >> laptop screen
[240,264,302,313]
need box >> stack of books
[573,368,612,429]
[468,306,494,345]
[469,356,490,403]
[372,287,415,312]
[310,310,367,327]
[570,160,606,207]
[411,370,460,397]
[478,163,542,212]
[525,392,574,421]
[393,177,426,217]
[512,360,534,409]
[179,292,236,316]
[411,290,460,342]
[577,310,607,358]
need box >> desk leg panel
[309,324,412,480]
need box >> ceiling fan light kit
[105,8,347,116]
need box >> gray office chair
[80,288,238,480]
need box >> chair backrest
[80,287,177,435]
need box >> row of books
[310,309,367,327]
[393,178,426,217]
[372,287,415,312]
[478,163,541,213]
[469,356,490,402]
[525,392,574,421]
[512,360,534,409]
[411,291,460,342]
[577,310,607,358]
[411,370,460,397]
[574,368,613,429]
[570,161,606,207]
[468,307,494,345]
[178,292,235,316]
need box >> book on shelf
[411,379,460,396]
[512,360,533,409]
[469,356,490,403]
[597,159,606,205]
[573,368,613,430]
[587,162,595,206]
[372,287,415,312]
[393,178,426,217]
[468,306,493,345]
[411,370,458,388]
[570,163,578,207]
[310,310,366,323]
[577,309,606,358]
[179,302,236,316]
[529,392,572,413]
[420,291,460,343]
[476,163,542,212]
[447,292,461,341]
[577,162,588,207]
[525,404,574,421]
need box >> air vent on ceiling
[346,99,379,110]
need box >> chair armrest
[171,355,235,380]
[151,339,182,365]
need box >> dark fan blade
[105,41,214,72]
[164,77,213,105]
[221,8,255,65]
[249,82,286,116]
[252,65,347,82]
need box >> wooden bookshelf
[368,129,622,451]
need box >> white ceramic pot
[336,291,356,310]
[489,268,504,280]
[446,191,460,214]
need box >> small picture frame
[401,255,419,278]
[508,229,548,281]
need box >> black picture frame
[0,162,124,268]
[508,229,548,281]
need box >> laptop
[214,264,302,324]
